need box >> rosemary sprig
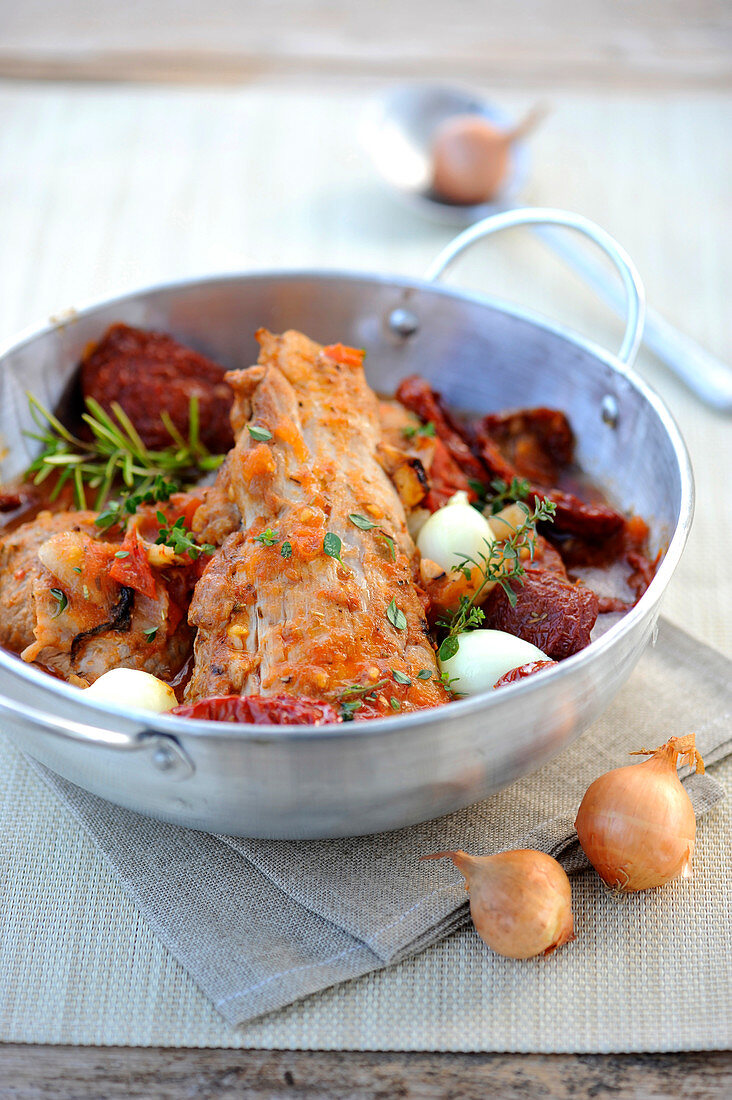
[437,496,556,662]
[25,393,225,511]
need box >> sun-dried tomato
[480,408,574,486]
[484,571,599,659]
[172,694,341,724]
[494,660,557,688]
[108,525,157,600]
[423,439,474,511]
[81,323,234,452]
[396,376,486,482]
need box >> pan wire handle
[424,207,645,367]
[0,695,194,778]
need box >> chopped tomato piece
[323,344,365,369]
[109,526,157,599]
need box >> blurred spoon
[362,83,732,412]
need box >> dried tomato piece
[0,492,22,513]
[172,693,341,725]
[473,425,521,484]
[540,489,625,540]
[530,535,567,579]
[494,660,558,688]
[81,323,234,452]
[481,408,574,486]
[484,571,599,659]
[396,376,486,482]
[423,438,474,511]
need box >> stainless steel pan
[0,208,693,838]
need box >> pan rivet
[388,307,419,338]
[152,745,177,772]
[601,395,619,428]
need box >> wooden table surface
[3,1047,732,1098]
[2,2,731,1096]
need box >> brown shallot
[422,849,575,959]
[575,733,705,892]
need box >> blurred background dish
[361,82,533,225]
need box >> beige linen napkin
[27,620,730,1026]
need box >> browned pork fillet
[0,510,98,654]
[185,331,449,716]
[0,511,192,686]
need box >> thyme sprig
[95,473,179,530]
[467,475,531,514]
[155,513,214,560]
[338,679,389,722]
[403,420,436,441]
[25,393,224,511]
[437,496,556,662]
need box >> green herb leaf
[247,424,272,442]
[467,477,489,498]
[323,532,343,562]
[49,588,67,617]
[386,598,407,631]
[339,679,388,701]
[280,541,292,559]
[487,476,532,514]
[143,627,158,642]
[348,513,377,531]
[403,420,436,440]
[254,527,279,547]
[438,635,460,662]
[114,550,130,559]
[439,669,460,691]
[389,697,401,711]
[156,514,214,560]
[25,393,221,513]
[391,669,412,686]
[72,566,82,574]
[376,532,396,561]
[416,669,433,680]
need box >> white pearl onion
[440,629,548,694]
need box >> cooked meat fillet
[190,455,241,546]
[186,331,449,715]
[0,510,193,685]
[0,510,98,653]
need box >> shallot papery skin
[574,734,705,892]
[423,849,575,959]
